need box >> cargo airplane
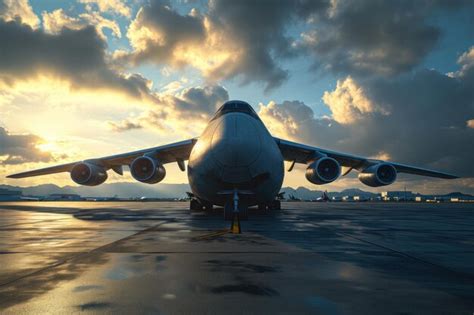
[8,101,458,219]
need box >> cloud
[452,46,474,80]
[109,85,229,134]
[0,0,39,28]
[297,1,445,77]
[467,119,474,129]
[0,19,151,99]
[0,126,54,165]
[322,76,389,124]
[259,67,474,177]
[107,120,143,132]
[120,1,474,89]
[42,9,122,40]
[120,0,302,90]
[79,0,131,17]
[126,2,205,59]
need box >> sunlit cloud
[42,9,122,40]
[107,85,229,136]
[322,76,389,124]
[0,0,39,28]
[467,119,474,129]
[79,0,132,18]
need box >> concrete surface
[0,201,473,314]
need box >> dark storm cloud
[0,20,151,99]
[123,0,330,91]
[260,68,474,177]
[122,0,473,89]
[205,0,297,90]
[0,127,54,165]
[126,0,205,64]
[297,1,474,77]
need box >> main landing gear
[189,198,213,212]
[258,199,281,211]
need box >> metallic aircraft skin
[188,107,284,206]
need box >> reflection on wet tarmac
[0,201,473,314]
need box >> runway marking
[191,229,230,241]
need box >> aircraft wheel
[270,200,281,210]
[190,199,203,211]
[258,203,266,211]
[202,201,213,211]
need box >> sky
[0,0,473,194]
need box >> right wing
[275,137,458,179]
[7,138,197,179]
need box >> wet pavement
[0,201,473,314]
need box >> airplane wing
[274,137,458,179]
[7,138,197,179]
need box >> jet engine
[358,163,397,187]
[130,156,166,184]
[70,162,107,186]
[305,157,341,184]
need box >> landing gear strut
[224,189,248,222]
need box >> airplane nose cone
[211,114,261,167]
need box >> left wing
[274,137,458,179]
[7,138,197,179]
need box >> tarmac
[0,201,473,314]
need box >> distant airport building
[45,194,82,201]
[342,196,353,202]
[0,188,22,201]
[381,191,414,201]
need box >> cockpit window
[211,101,260,121]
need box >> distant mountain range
[1,183,472,200]
[0,183,191,199]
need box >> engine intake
[70,162,107,186]
[358,163,397,187]
[305,157,341,184]
[130,156,166,184]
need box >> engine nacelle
[70,162,108,186]
[358,163,397,187]
[130,156,166,184]
[305,157,341,185]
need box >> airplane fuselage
[187,103,284,206]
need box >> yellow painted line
[192,229,230,241]
[231,214,241,234]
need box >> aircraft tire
[190,199,203,211]
[270,200,281,210]
[202,201,213,211]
